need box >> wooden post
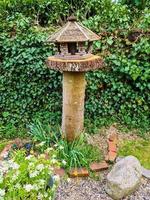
[62,72,86,141]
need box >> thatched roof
[47,16,100,43]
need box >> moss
[118,139,150,169]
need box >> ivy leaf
[107,38,113,45]
[95,41,101,49]
[2,112,10,118]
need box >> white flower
[51,158,57,164]
[28,163,35,171]
[37,142,45,147]
[12,170,20,181]
[3,152,8,159]
[29,170,39,178]
[0,161,9,173]
[39,179,45,186]
[12,163,19,169]
[44,192,48,198]
[25,155,34,160]
[38,193,43,199]
[36,164,44,171]
[45,147,53,153]
[24,184,34,192]
[7,160,19,170]
[62,160,67,165]
[59,145,64,150]
[15,183,21,189]
[7,160,14,165]
[0,189,5,197]
[67,178,71,183]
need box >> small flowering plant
[0,148,60,200]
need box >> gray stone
[105,156,142,200]
[116,156,124,163]
[142,166,150,179]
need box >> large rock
[142,166,150,179]
[105,156,142,199]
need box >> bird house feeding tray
[47,15,104,141]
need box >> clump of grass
[28,120,61,147]
[55,134,102,170]
[28,120,102,170]
[119,139,150,169]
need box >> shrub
[85,7,150,132]
[0,13,62,125]
[0,0,69,26]
[0,148,60,199]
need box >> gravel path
[55,176,150,200]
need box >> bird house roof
[47,16,100,43]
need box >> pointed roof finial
[47,15,100,43]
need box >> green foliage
[28,120,102,169]
[85,35,150,132]
[0,140,10,153]
[0,123,27,139]
[120,0,149,10]
[84,117,116,134]
[0,1,150,134]
[0,148,60,199]
[28,120,61,147]
[0,0,69,26]
[119,139,150,169]
[83,2,130,32]
[0,13,62,126]
[85,8,150,132]
[55,134,102,170]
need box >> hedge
[0,1,150,132]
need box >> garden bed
[0,124,150,199]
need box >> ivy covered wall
[0,0,149,131]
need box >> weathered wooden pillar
[62,72,86,141]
